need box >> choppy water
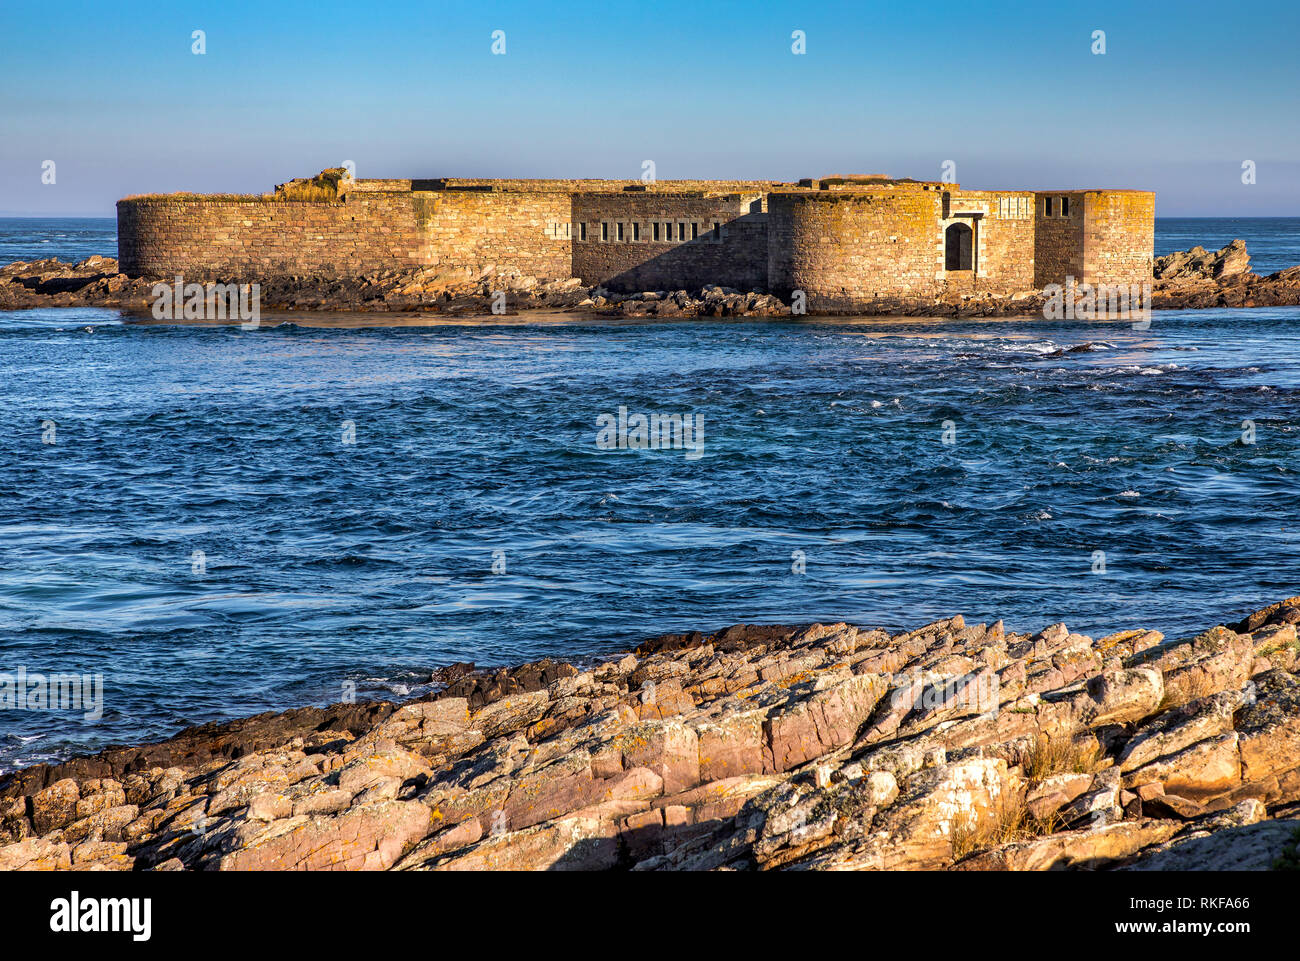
[1,218,1299,772]
[1155,218,1300,275]
[0,218,117,266]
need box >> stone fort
[117,171,1154,311]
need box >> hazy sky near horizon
[2,0,1297,216]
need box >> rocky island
[3,596,1299,871]
[1,239,1297,319]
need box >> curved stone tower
[767,184,949,311]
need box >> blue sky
[2,0,1297,215]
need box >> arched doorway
[945,222,973,271]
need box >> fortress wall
[415,189,572,280]
[1082,191,1155,288]
[116,194,433,279]
[942,190,1036,297]
[118,190,575,281]
[420,179,791,196]
[766,190,943,310]
[344,179,414,193]
[571,193,768,291]
[1033,192,1086,289]
[1032,190,1154,290]
[118,174,1153,303]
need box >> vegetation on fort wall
[121,193,279,204]
[123,168,352,204]
[119,192,347,205]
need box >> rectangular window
[633,222,640,242]
[653,222,660,242]
[601,222,608,242]
[667,221,676,242]
[678,222,686,242]
[999,197,1028,219]
[691,222,699,240]
[1061,196,1070,216]
[1044,197,1053,217]
[617,222,624,242]
[712,221,721,241]
[580,222,587,242]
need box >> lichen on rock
[5,597,1300,871]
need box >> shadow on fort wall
[569,210,769,294]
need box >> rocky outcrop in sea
[0,256,787,317]
[1150,238,1300,309]
[4,240,1299,317]
[3,597,1299,871]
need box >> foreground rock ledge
[4,599,1300,871]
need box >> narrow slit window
[601,222,608,242]
[653,222,660,242]
[580,222,587,241]
[633,222,640,242]
[616,222,624,242]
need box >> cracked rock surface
[4,598,1300,871]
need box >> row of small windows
[993,195,1073,219]
[578,220,724,244]
[997,196,1032,219]
[1042,196,1072,217]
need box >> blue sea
[1,217,1299,772]
[0,218,118,267]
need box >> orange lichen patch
[525,718,560,741]
[1096,633,1130,653]
[774,670,817,689]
